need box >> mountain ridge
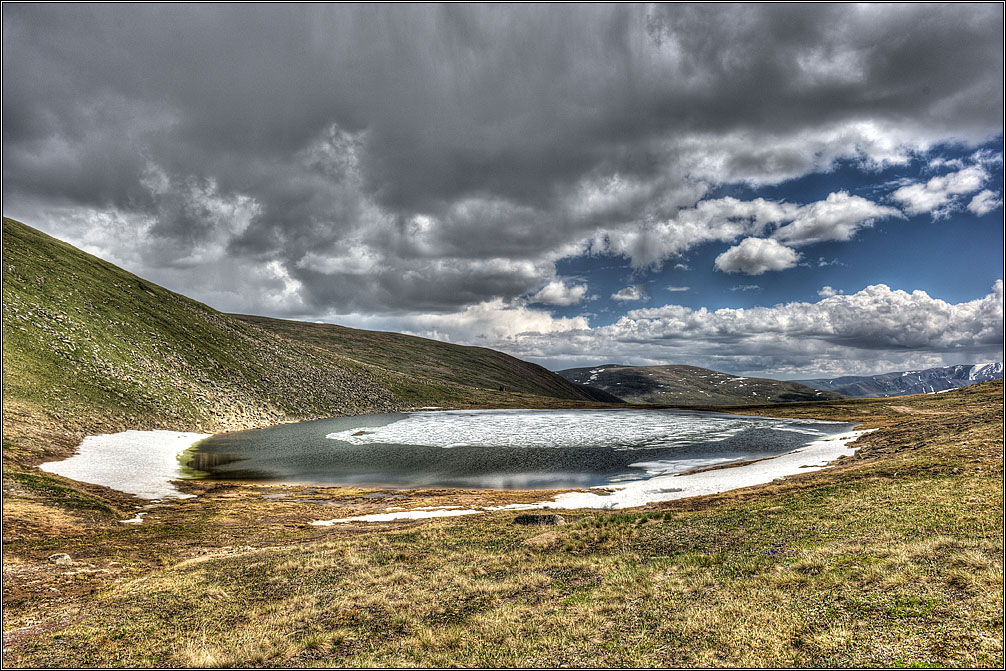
[233,314,624,404]
[556,363,846,405]
[796,363,1004,397]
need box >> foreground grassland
[3,382,1002,667]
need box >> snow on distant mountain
[797,363,1003,398]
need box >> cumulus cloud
[628,281,1003,352]
[503,282,1005,377]
[772,191,902,245]
[592,190,899,270]
[590,196,798,269]
[968,189,1003,216]
[333,299,590,345]
[928,157,965,171]
[278,275,1006,379]
[715,238,801,275]
[666,286,690,292]
[611,285,648,302]
[890,165,989,218]
[529,280,589,306]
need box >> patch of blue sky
[547,138,1002,327]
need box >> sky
[2,3,1003,378]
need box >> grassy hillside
[236,314,623,404]
[558,363,847,405]
[1,217,612,467]
[3,382,1001,667]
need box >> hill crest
[1,217,618,464]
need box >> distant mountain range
[796,363,1004,398]
[556,364,845,405]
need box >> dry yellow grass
[3,382,1002,667]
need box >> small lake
[184,408,855,490]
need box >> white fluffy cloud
[332,299,590,346]
[529,280,589,306]
[622,281,1004,353]
[496,281,1005,377]
[714,238,801,275]
[611,285,648,302]
[408,300,589,342]
[590,196,799,269]
[890,165,989,218]
[773,191,902,245]
[591,190,900,271]
[967,189,1003,216]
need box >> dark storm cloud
[3,3,1003,316]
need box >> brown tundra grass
[3,381,1003,667]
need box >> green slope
[1,217,611,465]
[558,363,847,405]
[235,314,623,404]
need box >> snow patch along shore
[312,507,481,525]
[310,429,873,524]
[39,430,211,500]
[540,429,873,509]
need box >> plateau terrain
[2,218,1003,667]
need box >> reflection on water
[184,409,853,490]
[185,450,244,472]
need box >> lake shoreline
[37,409,864,517]
[310,428,872,523]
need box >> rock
[47,553,73,565]
[513,513,565,526]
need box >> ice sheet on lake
[325,408,827,451]
[39,430,211,499]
